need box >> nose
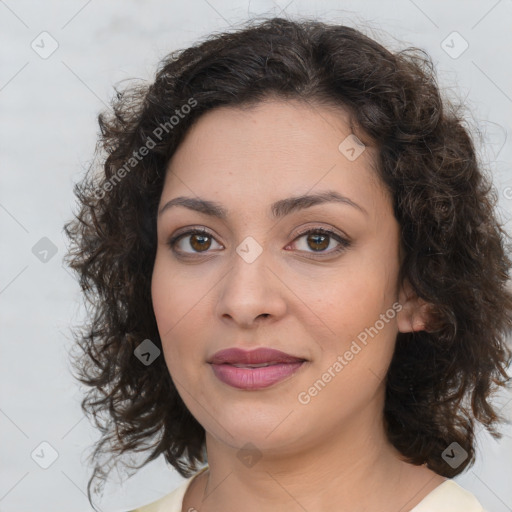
[215,248,287,328]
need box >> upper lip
[208,347,306,365]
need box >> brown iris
[190,233,212,252]
[307,232,329,251]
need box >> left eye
[168,227,350,257]
[288,228,350,255]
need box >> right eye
[168,228,223,255]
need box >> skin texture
[151,99,444,512]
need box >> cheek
[151,256,209,373]
[151,258,192,375]
[310,251,400,376]
[151,255,196,334]
[151,258,173,332]
[318,264,397,332]
[307,280,399,410]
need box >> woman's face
[152,98,413,456]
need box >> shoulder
[410,479,486,512]
[127,471,484,512]
[127,466,209,512]
[126,479,189,512]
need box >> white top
[128,466,486,512]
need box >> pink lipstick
[208,347,306,390]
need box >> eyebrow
[158,190,367,219]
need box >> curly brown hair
[63,16,512,509]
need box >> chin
[207,408,305,450]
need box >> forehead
[161,99,389,217]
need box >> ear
[396,278,434,333]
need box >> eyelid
[168,226,223,252]
[291,224,351,244]
[167,224,351,257]
[286,226,351,257]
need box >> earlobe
[396,278,433,333]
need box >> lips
[208,347,306,366]
[208,347,307,390]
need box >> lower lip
[210,362,305,390]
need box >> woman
[64,16,512,512]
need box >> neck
[187,392,445,512]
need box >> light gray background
[1,1,511,511]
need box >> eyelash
[167,226,351,259]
